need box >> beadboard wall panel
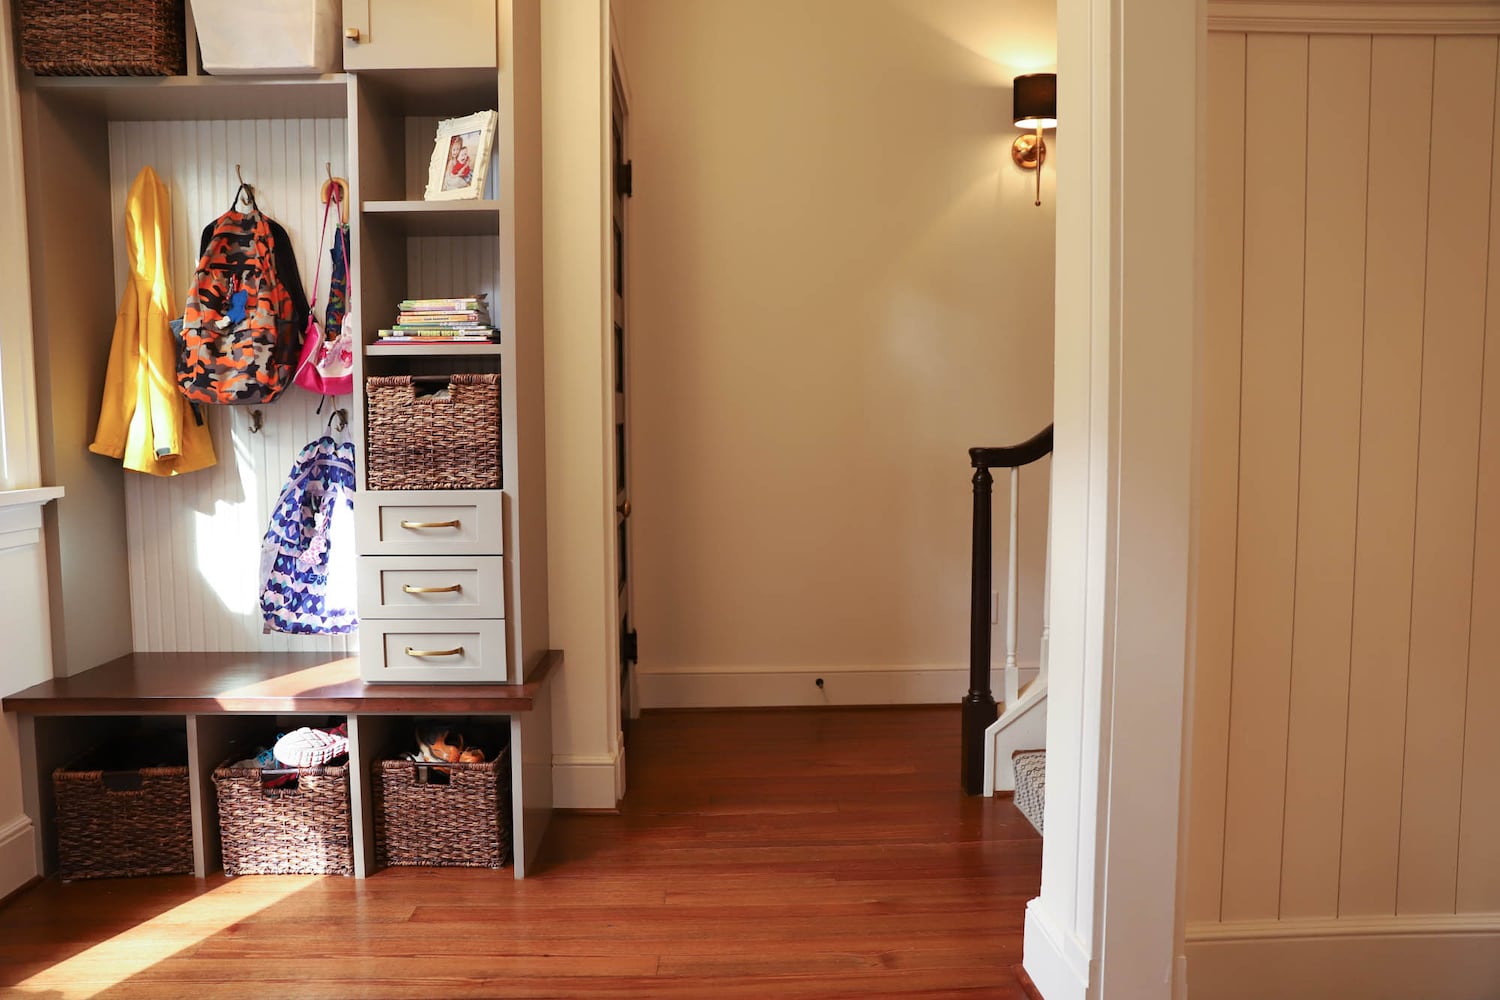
[1278,32,1369,922]
[1458,62,1500,916]
[1188,28,1247,926]
[1338,34,1434,918]
[108,118,355,653]
[1193,31,1500,926]
[1397,36,1497,917]
[1219,31,1308,923]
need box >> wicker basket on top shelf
[17,0,186,77]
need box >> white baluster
[1005,466,1020,708]
[1039,459,1052,686]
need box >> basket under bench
[3,649,559,880]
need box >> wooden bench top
[2,649,560,716]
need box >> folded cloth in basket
[273,723,348,768]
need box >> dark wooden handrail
[962,424,1054,795]
[970,424,1054,470]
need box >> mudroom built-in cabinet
[6,0,553,879]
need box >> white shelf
[362,200,501,236]
[29,74,349,121]
[365,343,502,357]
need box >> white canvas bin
[192,0,342,75]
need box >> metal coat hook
[320,161,350,225]
[248,409,264,434]
[328,408,349,432]
[232,164,257,211]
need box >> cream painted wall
[622,0,1057,706]
[1187,26,1500,1000]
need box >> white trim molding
[552,749,623,810]
[0,814,35,899]
[1207,1,1500,34]
[1023,899,1093,1000]
[1187,912,1500,941]
[636,662,1041,710]
[1185,914,1500,1000]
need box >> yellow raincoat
[89,166,215,475]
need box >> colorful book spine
[395,313,487,325]
[398,297,487,310]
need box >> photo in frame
[423,110,498,201]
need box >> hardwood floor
[0,706,1041,998]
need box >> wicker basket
[365,374,501,490]
[374,749,511,869]
[213,760,353,875]
[53,750,193,880]
[17,0,186,77]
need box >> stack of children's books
[376,295,498,344]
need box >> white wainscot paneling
[109,118,357,653]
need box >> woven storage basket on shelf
[53,763,193,880]
[365,373,501,490]
[374,749,511,869]
[17,0,186,76]
[213,761,353,876]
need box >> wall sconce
[1012,73,1057,207]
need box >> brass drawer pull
[404,645,464,658]
[403,584,463,594]
[399,519,461,529]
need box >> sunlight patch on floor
[12,876,316,998]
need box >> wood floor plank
[0,707,1038,996]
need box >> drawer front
[358,620,508,683]
[357,556,504,620]
[355,491,503,555]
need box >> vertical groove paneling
[1278,34,1370,921]
[1190,29,1247,926]
[407,237,501,305]
[1397,36,1498,915]
[1337,35,1434,917]
[1220,32,1308,922]
[1201,28,1500,926]
[109,118,354,653]
[1457,38,1500,914]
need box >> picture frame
[423,110,498,202]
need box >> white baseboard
[552,750,623,810]
[1023,897,1091,1000]
[0,814,36,898]
[637,663,1040,709]
[1184,914,1500,1000]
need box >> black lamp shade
[1013,73,1057,129]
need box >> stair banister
[963,424,1054,795]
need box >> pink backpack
[294,189,354,397]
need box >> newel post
[962,457,998,794]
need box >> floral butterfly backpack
[259,413,358,635]
[294,184,355,397]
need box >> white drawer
[357,556,504,620]
[358,620,508,683]
[355,490,503,555]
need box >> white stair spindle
[1039,460,1052,684]
[1005,466,1020,708]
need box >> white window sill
[0,487,64,509]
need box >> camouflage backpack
[178,199,298,405]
